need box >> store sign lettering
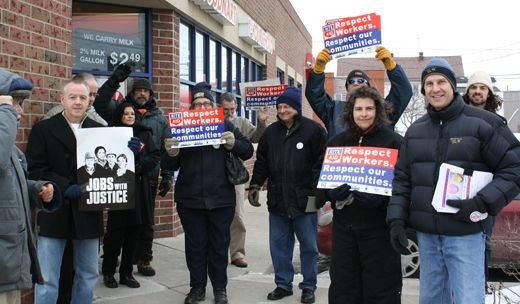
[190,0,237,25]
[238,18,275,54]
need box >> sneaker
[185,287,205,304]
[120,274,140,288]
[301,288,315,303]
[267,287,293,300]
[137,260,156,276]
[103,275,118,288]
[213,288,228,304]
[231,258,248,268]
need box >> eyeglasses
[192,101,213,108]
[89,92,99,98]
[348,78,367,85]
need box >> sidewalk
[92,193,422,303]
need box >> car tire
[401,230,420,278]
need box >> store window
[72,2,150,76]
[180,19,263,123]
[277,69,285,84]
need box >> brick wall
[151,9,183,237]
[1,0,73,153]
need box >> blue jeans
[269,213,318,291]
[35,237,99,304]
[417,231,485,304]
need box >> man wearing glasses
[305,46,413,138]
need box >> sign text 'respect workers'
[168,108,226,147]
[318,146,398,196]
[322,13,382,58]
[244,84,288,109]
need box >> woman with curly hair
[318,86,404,303]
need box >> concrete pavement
[92,193,425,303]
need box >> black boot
[214,288,228,304]
[120,274,140,288]
[185,287,205,304]
[103,275,118,288]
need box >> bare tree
[398,87,427,130]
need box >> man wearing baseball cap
[305,46,413,138]
[386,57,520,303]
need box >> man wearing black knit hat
[248,87,327,303]
[305,46,413,139]
[93,76,174,277]
[387,57,520,303]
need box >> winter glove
[128,137,141,154]
[375,46,396,71]
[446,196,488,223]
[64,184,83,200]
[327,183,351,201]
[353,190,386,208]
[221,131,235,151]
[389,220,410,255]
[110,62,132,84]
[314,48,331,74]
[158,177,172,197]
[165,138,180,157]
[247,184,261,207]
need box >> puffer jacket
[0,105,60,291]
[305,65,412,138]
[251,116,327,218]
[162,119,253,209]
[387,94,520,235]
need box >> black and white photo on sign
[76,127,135,211]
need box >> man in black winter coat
[386,57,520,303]
[26,79,105,304]
[248,87,327,304]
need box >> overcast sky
[289,0,520,91]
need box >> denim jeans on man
[417,231,485,304]
[269,212,318,291]
[35,237,99,304]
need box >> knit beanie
[466,71,493,94]
[132,78,153,92]
[192,82,215,103]
[276,86,302,114]
[421,57,456,94]
[345,69,371,90]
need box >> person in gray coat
[0,74,61,303]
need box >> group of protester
[1,42,519,304]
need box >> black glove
[389,220,410,255]
[247,184,261,207]
[110,63,132,83]
[128,137,141,154]
[353,190,386,208]
[327,183,351,201]
[158,177,172,197]
[64,184,83,200]
[446,196,487,223]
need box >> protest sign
[239,78,280,108]
[317,146,398,196]
[244,84,288,109]
[168,108,226,147]
[322,13,382,59]
[76,127,135,211]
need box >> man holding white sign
[305,45,412,139]
[387,57,520,303]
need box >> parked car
[317,196,520,278]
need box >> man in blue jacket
[305,46,412,138]
[248,87,327,304]
[387,57,520,303]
